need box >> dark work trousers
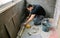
[33,15,44,25]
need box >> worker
[23,4,46,25]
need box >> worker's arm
[25,15,30,20]
[24,14,35,25]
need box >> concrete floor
[16,18,58,38]
[21,27,51,38]
[21,21,51,38]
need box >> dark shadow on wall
[20,0,27,23]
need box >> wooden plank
[57,16,60,38]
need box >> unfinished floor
[17,19,58,38]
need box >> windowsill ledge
[0,0,22,14]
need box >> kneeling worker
[24,4,46,25]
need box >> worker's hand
[27,17,29,19]
[23,22,27,26]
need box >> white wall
[53,0,60,27]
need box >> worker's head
[27,4,33,11]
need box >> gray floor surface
[21,21,51,38]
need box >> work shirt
[31,5,46,16]
[25,5,46,18]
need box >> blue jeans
[33,15,44,25]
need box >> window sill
[0,0,22,14]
